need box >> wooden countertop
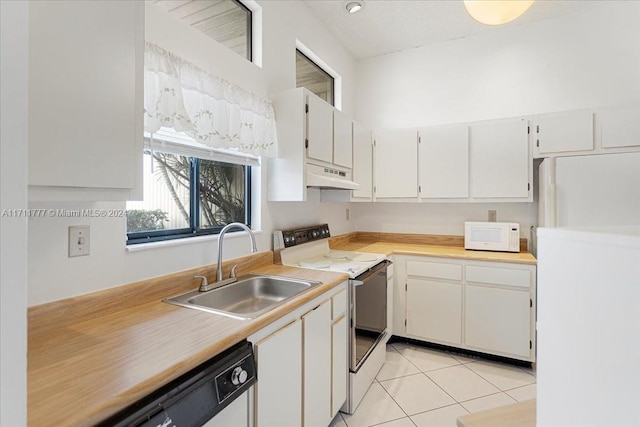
[457,398,536,427]
[28,252,348,427]
[330,239,537,265]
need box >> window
[296,49,334,105]
[126,131,253,245]
[154,0,252,61]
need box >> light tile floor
[331,342,536,427]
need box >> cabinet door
[419,125,469,199]
[255,320,302,427]
[470,118,530,199]
[331,316,348,417]
[535,110,594,155]
[334,110,353,168]
[303,301,332,427]
[465,285,531,358]
[307,93,334,164]
[598,107,640,149]
[28,0,142,191]
[374,130,418,199]
[406,278,462,345]
[352,123,373,199]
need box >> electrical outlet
[69,225,90,257]
[346,208,350,221]
[488,210,497,222]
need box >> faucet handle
[230,265,239,278]
[194,275,209,292]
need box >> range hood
[306,163,360,190]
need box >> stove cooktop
[280,241,386,279]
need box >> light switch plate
[488,210,497,222]
[69,225,90,257]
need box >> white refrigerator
[536,151,640,426]
[538,151,640,228]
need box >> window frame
[296,49,335,106]
[233,0,253,62]
[126,155,252,245]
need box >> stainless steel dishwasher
[99,340,256,427]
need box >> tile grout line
[419,370,461,407]
[373,380,415,427]
[408,401,471,420]
[463,362,536,393]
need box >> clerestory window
[296,49,335,106]
[154,0,253,62]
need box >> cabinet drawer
[465,265,530,289]
[407,260,462,281]
[332,288,347,320]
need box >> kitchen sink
[164,274,322,319]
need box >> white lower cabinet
[330,289,348,416]
[303,301,332,427]
[254,320,302,427]
[396,256,536,362]
[331,316,347,415]
[406,279,462,345]
[251,282,348,427]
[465,285,531,358]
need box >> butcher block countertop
[328,231,537,265]
[28,251,348,427]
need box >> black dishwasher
[99,340,256,427]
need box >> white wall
[0,1,28,424]
[352,1,640,236]
[27,1,356,305]
[356,1,640,129]
[353,202,536,239]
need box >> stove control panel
[277,224,330,248]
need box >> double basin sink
[165,274,322,320]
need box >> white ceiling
[304,0,598,60]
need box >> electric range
[274,224,390,414]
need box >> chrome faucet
[195,223,257,292]
[213,222,257,284]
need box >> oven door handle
[352,259,392,283]
[351,280,364,287]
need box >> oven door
[350,260,391,372]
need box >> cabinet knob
[231,366,248,385]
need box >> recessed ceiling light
[344,1,365,14]
[464,0,535,26]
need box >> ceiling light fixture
[344,0,365,14]
[464,0,535,26]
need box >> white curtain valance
[144,42,278,158]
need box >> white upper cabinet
[374,129,419,199]
[333,109,353,168]
[269,88,357,202]
[352,123,373,200]
[533,110,594,157]
[307,92,334,164]
[418,125,469,199]
[28,0,143,201]
[597,107,640,149]
[470,118,531,200]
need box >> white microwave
[464,222,520,253]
